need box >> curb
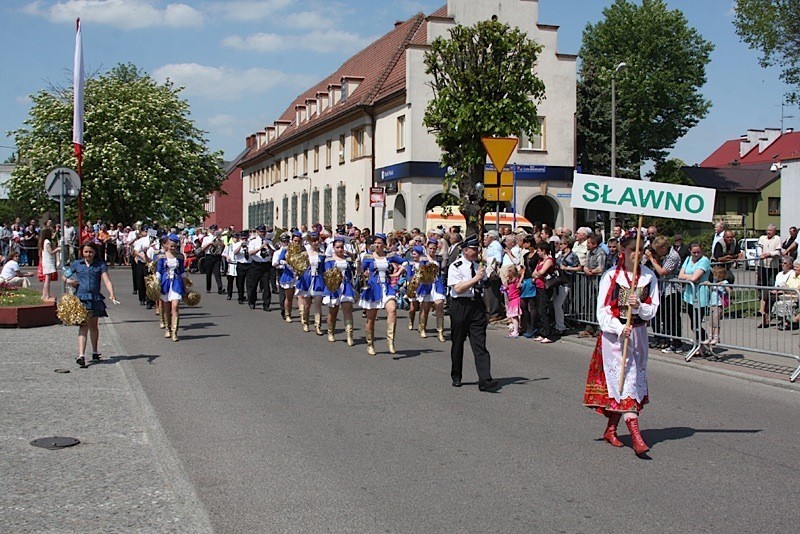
[102,318,215,533]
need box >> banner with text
[570,172,716,223]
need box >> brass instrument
[324,268,343,292]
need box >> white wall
[780,159,800,238]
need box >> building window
[283,159,288,180]
[326,139,332,168]
[519,117,545,151]
[282,196,289,229]
[737,196,749,215]
[352,128,365,159]
[714,195,725,215]
[303,150,308,175]
[301,190,309,227]
[337,184,346,225]
[339,134,346,164]
[293,154,298,178]
[291,194,298,229]
[323,186,332,228]
[768,197,781,216]
[313,145,320,172]
[397,115,406,151]
[312,189,320,225]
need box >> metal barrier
[563,272,800,382]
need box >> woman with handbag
[38,227,60,301]
[531,242,557,343]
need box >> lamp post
[610,61,627,228]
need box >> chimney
[787,128,795,133]
[740,129,762,157]
[759,127,782,153]
[395,20,404,27]
[246,135,256,149]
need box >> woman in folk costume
[359,233,405,355]
[296,231,327,334]
[322,236,357,345]
[417,238,448,341]
[584,230,660,457]
[276,231,303,322]
[403,246,423,332]
[156,233,187,342]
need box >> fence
[564,271,800,382]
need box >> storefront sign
[570,172,715,222]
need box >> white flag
[72,18,84,160]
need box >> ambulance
[425,206,534,234]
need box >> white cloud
[222,29,374,54]
[204,0,292,22]
[206,114,239,136]
[152,63,315,100]
[283,10,335,30]
[22,0,203,30]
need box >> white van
[425,206,534,234]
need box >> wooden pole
[619,214,644,394]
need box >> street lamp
[610,61,627,228]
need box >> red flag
[72,18,84,167]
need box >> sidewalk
[0,319,212,533]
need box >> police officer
[246,225,275,310]
[447,235,499,391]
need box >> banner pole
[618,213,644,394]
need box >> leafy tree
[9,63,223,225]
[577,0,713,178]
[647,157,693,185]
[423,19,545,236]
[733,0,800,103]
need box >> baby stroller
[394,275,411,310]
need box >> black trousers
[482,275,504,319]
[246,261,273,308]
[135,261,150,304]
[131,261,138,293]
[236,263,250,302]
[449,297,492,382]
[536,286,555,338]
[205,254,223,292]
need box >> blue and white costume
[359,253,405,309]
[416,257,447,302]
[274,246,298,289]
[322,258,356,307]
[296,251,327,297]
[157,255,186,302]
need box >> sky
[0,0,796,167]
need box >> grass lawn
[0,288,47,308]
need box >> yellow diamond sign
[481,137,518,171]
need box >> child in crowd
[704,266,729,348]
[504,265,522,337]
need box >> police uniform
[246,225,276,310]
[447,235,497,390]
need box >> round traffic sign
[44,167,81,201]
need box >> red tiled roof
[700,131,800,167]
[241,9,439,165]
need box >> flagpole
[73,18,84,237]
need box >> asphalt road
[106,267,799,533]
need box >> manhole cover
[30,437,80,450]
[54,369,71,373]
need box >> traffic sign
[45,167,81,201]
[481,137,518,171]
[483,170,514,201]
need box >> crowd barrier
[564,271,800,382]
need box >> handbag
[37,262,57,282]
[544,268,564,289]
[520,278,537,298]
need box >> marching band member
[222,233,238,300]
[156,233,187,342]
[358,233,404,355]
[322,236,357,344]
[403,246,423,332]
[232,231,250,304]
[271,232,290,320]
[418,238,448,342]
[296,231,327,334]
[583,230,660,457]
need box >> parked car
[738,238,759,270]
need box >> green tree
[733,0,800,103]
[9,63,223,225]
[423,19,545,236]
[647,157,693,185]
[577,0,713,178]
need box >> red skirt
[583,335,649,415]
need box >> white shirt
[133,235,150,263]
[0,259,21,280]
[248,236,274,263]
[447,255,486,299]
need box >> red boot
[603,413,624,447]
[625,417,650,455]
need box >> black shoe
[452,378,462,387]
[76,357,87,368]
[132,290,138,295]
[757,323,769,328]
[91,353,101,361]
[238,300,245,305]
[478,379,499,391]
[249,304,256,309]
[263,306,269,311]
[218,289,226,294]
[146,303,154,310]
[206,290,212,294]
[226,295,232,300]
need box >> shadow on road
[179,333,230,341]
[640,426,762,447]
[94,354,161,365]
[180,322,217,331]
[392,348,438,360]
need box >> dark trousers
[236,264,250,302]
[205,254,223,291]
[688,303,707,342]
[536,286,554,338]
[246,261,273,308]
[131,261,138,293]
[521,296,537,336]
[226,275,236,298]
[449,297,492,382]
[135,261,150,304]
[482,275,504,319]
